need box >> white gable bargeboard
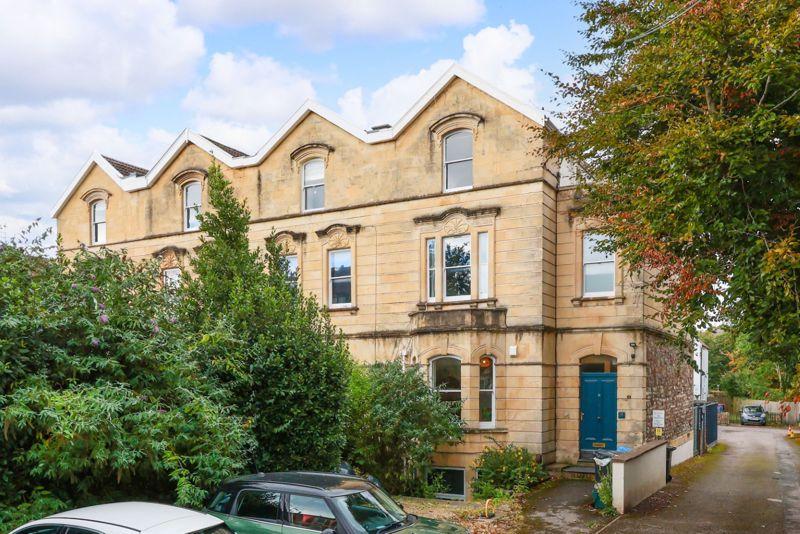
[51,64,549,218]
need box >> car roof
[221,471,374,496]
[48,502,221,533]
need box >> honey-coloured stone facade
[53,67,693,499]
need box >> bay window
[479,355,495,428]
[443,235,471,300]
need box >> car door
[225,489,284,534]
[284,493,338,534]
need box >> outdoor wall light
[629,341,638,361]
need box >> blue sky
[0,1,586,239]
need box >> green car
[205,471,466,534]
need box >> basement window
[429,467,466,500]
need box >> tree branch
[758,74,771,106]
[771,88,800,111]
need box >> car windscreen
[333,488,407,534]
[743,406,764,413]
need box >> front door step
[558,463,596,480]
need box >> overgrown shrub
[471,441,548,499]
[181,163,352,473]
[344,361,463,496]
[0,229,251,531]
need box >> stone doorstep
[546,462,596,480]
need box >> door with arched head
[579,355,617,453]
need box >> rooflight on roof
[369,124,391,132]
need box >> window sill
[464,426,508,434]
[443,186,474,194]
[416,298,498,311]
[324,305,359,315]
[571,295,624,307]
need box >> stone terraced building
[52,65,694,499]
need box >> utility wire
[622,0,705,45]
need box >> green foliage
[183,162,352,473]
[597,473,616,516]
[548,1,800,389]
[702,329,786,399]
[0,227,251,531]
[0,489,69,533]
[344,361,463,496]
[471,441,548,499]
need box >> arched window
[302,158,325,211]
[443,130,473,191]
[90,199,106,245]
[431,356,461,415]
[183,182,201,231]
[479,355,495,427]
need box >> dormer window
[303,158,325,212]
[90,199,106,245]
[183,182,201,231]
[443,130,473,192]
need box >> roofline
[51,64,548,218]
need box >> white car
[9,502,233,534]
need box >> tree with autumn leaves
[548,1,800,395]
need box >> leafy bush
[0,228,251,531]
[344,361,463,496]
[182,163,352,473]
[471,441,547,499]
[597,473,616,516]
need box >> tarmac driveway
[605,425,800,533]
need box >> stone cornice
[315,223,361,238]
[413,206,501,225]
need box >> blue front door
[580,372,617,451]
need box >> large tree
[182,163,352,473]
[549,1,800,388]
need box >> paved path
[607,425,800,533]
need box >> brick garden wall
[645,334,694,441]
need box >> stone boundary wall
[645,335,693,441]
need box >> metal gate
[705,402,718,446]
[693,404,705,455]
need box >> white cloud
[0,99,109,129]
[0,106,172,239]
[460,21,536,103]
[0,0,205,102]
[177,0,484,48]
[338,21,537,127]
[183,52,316,151]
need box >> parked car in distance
[741,405,767,426]
[205,471,467,534]
[9,502,233,534]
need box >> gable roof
[102,155,149,177]
[200,135,249,158]
[51,64,549,218]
